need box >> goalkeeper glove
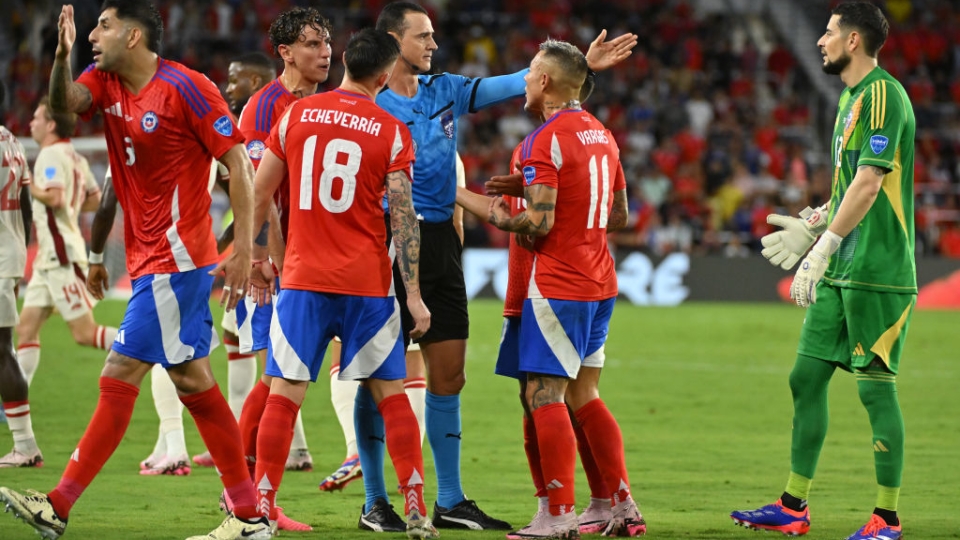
[760,204,830,270]
[790,230,842,307]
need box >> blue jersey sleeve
[469,69,529,112]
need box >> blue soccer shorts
[495,316,522,380]
[234,276,278,354]
[112,264,219,367]
[518,297,614,378]
[266,289,406,383]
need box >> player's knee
[430,372,465,395]
[72,327,96,347]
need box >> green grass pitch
[0,299,958,539]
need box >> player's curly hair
[268,7,333,57]
[832,1,889,57]
[100,0,163,54]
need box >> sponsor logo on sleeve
[214,115,234,137]
[246,140,265,160]
[523,165,536,185]
[141,111,159,133]
[869,135,889,155]
[44,166,57,179]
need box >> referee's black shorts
[385,215,469,345]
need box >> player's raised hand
[406,296,431,340]
[485,171,524,197]
[87,263,109,300]
[211,250,250,311]
[56,5,76,60]
[585,29,638,72]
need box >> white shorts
[0,277,19,327]
[221,306,238,335]
[23,265,95,322]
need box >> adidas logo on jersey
[105,102,133,121]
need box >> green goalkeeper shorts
[796,282,916,374]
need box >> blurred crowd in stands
[2,0,960,258]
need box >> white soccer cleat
[0,487,67,540]
[507,510,580,539]
[602,496,646,537]
[578,498,613,534]
[0,447,44,468]
[185,513,273,540]
[507,505,548,539]
[284,448,313,472]
[406,508,440,539]
[139,454,191,476]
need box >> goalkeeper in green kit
[730,3,915,540]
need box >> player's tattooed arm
[50,6,92,114]
[489,184,556,236]
[607,189,629,232]
[859,164,889,177]
[386,170,421,296]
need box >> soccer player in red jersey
[248,27,436,539]
[0,3,271,539]
[224,9,331,532]
[485,40,643,538]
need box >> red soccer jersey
[238,79,296,238]
[267,89,415,296]
[77,59,243,279]
[520,109,624,301]
[503,144,532,317]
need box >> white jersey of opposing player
[31,141,100,270]
[0,125,31,278]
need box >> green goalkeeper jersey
[825,66,916,294]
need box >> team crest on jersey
[141,111,159,133]
[523,165,536,185]
[246,140,265,160]
[440,109,454,139]
[870,135,889,155]
[213,115,233,137]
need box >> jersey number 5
[299,136,361,213]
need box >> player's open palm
[585,29,638,71]
[56,5,76,59]
[87,263,109,300]
[407,297,431,340]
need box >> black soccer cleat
[358,498,407,533]
[433,499,511,530]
